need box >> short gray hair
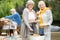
[38,1,46,8]
[10,8,16,12]
[26,0,34,8]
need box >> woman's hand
[29,28,33,31]
[40,24,48,28]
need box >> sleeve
[5,15,13,19]
[16,13,22,25]
[47,10,53,25]
[22,9,32,29]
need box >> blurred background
[0,0,60,40]
[0,0,60,26]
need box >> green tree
[0,0,25,18]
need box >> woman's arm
[5,15,13,19]
[47,10,53,25]
[22,9,33,31]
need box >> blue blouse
[5,12,22,25]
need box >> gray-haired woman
[21,0,37,40]
[37,1,53,40]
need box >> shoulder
[13,12,19,16]
[46,10,51,12]
[23,8,28,12]
[46,8,52,12]
[45,8,52,14]
[45,9,52,15]
[22,8,29,16]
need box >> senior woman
[5,8,22,36]
[37,1,53,40]
[22,0,37,40]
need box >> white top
[28,12,36,20]
[28,12,36,23]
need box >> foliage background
[0,0,60,26]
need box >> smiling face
[40,3,46,9]
[10,10,15,14]
[27,4,34,10]
[10,9,16,14]
[38,1,46,10]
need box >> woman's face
[10,11,14,14]
[10,10,15,14]
[40,3,46,9]
[28,4,34,10]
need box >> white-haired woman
[37,1,53,40]
[5,8,22,26]
[5,8,22,36]
[22,0,37,40]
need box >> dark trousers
[30,22,37,35]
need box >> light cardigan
[22,8,36,29]
[37,8,53,28]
